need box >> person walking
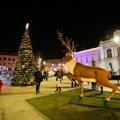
[55,77,62,93]
[34,68,43,94]
[56,69,61,80]
[43,70,49,81]
[55,69,62,92]
[0,78,3,94]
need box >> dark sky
[0,1,120,60]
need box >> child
[0,79,3,94]
[55,76,62,93]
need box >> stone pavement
[0,77,119,120]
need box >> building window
[8,58,11,61]
[13,58,15,61]
[107,49,112,58]
[8,63,11,66]
[3,57,6,60]
[3,63,6,65]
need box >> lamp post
[37,57,42,69]
[114,36,120,83]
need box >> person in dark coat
[34,68,43,94]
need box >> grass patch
[26,89,120,120]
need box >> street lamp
[114,36,120,44]
[38,57,42,68]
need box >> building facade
[74,30,120,75]
[0,53,17,72]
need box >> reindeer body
[64,55,120,101]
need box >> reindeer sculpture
[57,31,120,103]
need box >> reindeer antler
[57,31,77,55]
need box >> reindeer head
[62,53,73,63]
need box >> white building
[74,30,120,75]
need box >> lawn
[26,88,120,120]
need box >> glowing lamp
[26,23,29,29]
[114,36,120,44]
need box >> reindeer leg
[104,88,117,107]
[67,75,83,97]
[103,87,117,107]
[67,74,84,99]
[106,86,118,102]
[79,81,83,100]
[105,86,118,102]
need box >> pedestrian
[43,70,49,81]
[55,77,62,92]
[55,70,62,92]
[91,82,97,90]
[0,78,3,94]
[34,68,43,94]
[56,69,61,80]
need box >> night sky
[0,1,120,60]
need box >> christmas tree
[11,23,37,86]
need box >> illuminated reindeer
[57,31,120,103]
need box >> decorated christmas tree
[11,23,37,86]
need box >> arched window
[107,49,112,58]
